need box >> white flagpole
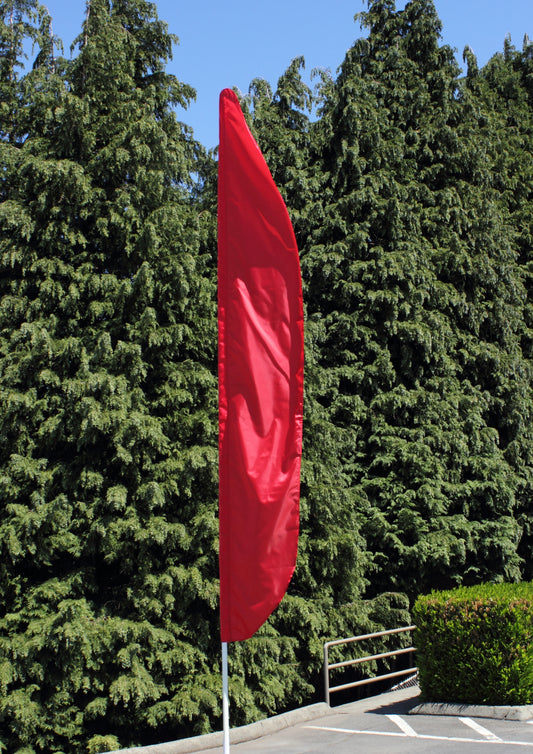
[222,641,230,753]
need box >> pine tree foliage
[296,0,531,598]
[0,0,218,749]
[467,34,533,578]
[244,62,369,596]
[239,61,399,696]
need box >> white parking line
[459,717,502,741]
[305,725,533,747]
[387,714,419,736]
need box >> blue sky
[38,0,533,149]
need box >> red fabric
[218,89,304,643]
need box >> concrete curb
[410,700,533,721]
[107,702,330,753]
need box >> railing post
[323,642,330,706]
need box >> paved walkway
[116,686,533,754]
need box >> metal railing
[323,625,417,705]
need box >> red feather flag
[218,89,304,643]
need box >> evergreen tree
[244,61,370,606]
[0,0,218,749]
[303,0,528,599]
[237,58,410,701]
[468,35,533,578]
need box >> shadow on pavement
[370,695,420,716]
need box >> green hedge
[413,582,533,705]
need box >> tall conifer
[469,36,533,578]
[241,58,410,701]
[304,0,528,597]
[0,0,218,749]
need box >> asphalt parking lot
[116,685,533,754]
[197,687,533,754]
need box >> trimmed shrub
[413,582,533,705]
